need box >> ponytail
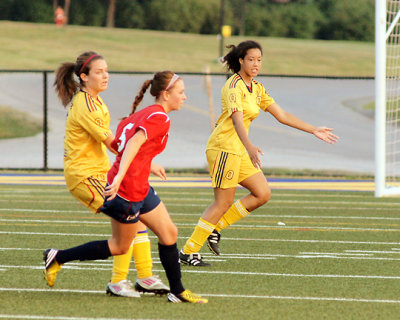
[130,80,152,115]
[129,71,177,116]
[223,44,240,74]
[54,51,103,108]
[54,62,78,107]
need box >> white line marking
[2,265,400,279]
[1,231,399,245]
[0,231,111,237]
[0,188,375,198]
[2,218,400,232]
[345,250,400,254]
[0,288,398,304]
[4,211,400,221]
[2,247,400,261]
[0,208,89,214]
[205,293,400,304]
[0,218,107,224]
[0,314,163,320]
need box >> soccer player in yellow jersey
[180,40,339,266]
[54,51,169,295]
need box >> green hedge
[0,0,374,41]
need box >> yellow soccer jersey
[207,73,276,155]
[64,90,112,190]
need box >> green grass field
[0,21,374,76]
[0,106,42,139]
[0,183,399,320]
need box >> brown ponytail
[54,51,104,107]
[129,71,176,115]
[130,80,152,115]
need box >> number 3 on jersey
[117,123,134,153]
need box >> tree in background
[106,0,115,28]
[2,0,53,23]
[316,0,374,41]
[0,0,374,42]
[143,0,221,34]
[114,0,145,29]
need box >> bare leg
[139,201,177,245]
[239,171,271,211]
[201,187,236,224]
[108,218,140,255]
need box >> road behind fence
[0,71,375,174]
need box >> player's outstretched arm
[267,103,339,144]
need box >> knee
[256,189,271,207]
[169,224,178,242]
[109,241,131,256]
[158,224,178,246]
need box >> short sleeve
[138,112,170,140]
[226,86,244,115]
[259,85,276,112]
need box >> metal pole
[375,0,386,197]
[43,71,48,171]
[219,0,225,58]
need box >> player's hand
[104,175,122,201]
[247,144,264,169]
[151,162,167,180]
[313,127,339,144]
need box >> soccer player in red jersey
[54,51,169,297]
[44,71,208,304]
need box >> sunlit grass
[0,21,374,76]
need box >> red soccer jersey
[108,104,170,201]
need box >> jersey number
[118,123,134,153]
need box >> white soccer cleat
[135,275,170,295]
[106,280,140,298]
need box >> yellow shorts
[206,149,261,189]
[69,175,107,213]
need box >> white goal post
[375,0,400,197]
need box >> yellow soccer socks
[110,230,153,283]
[132,230,153,279]
[215,200,250,232]
[111,243,134,284]
[183,218,216,255]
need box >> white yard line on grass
[345,250,400,254]
[3,207,400,218]
[0,288,399,304]
[1,264,400,279]
[1,230,400,246]
[0,188,375,198]
[1,218,400,232]
[0,314,164,320]
[1,197,400,207]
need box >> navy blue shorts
[100,186,161,224]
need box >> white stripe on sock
[235,200,249,218]
[198,220,215,233]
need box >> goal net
[375,0,400,197]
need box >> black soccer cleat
[207,229,221,255]
[179,251,211,267]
